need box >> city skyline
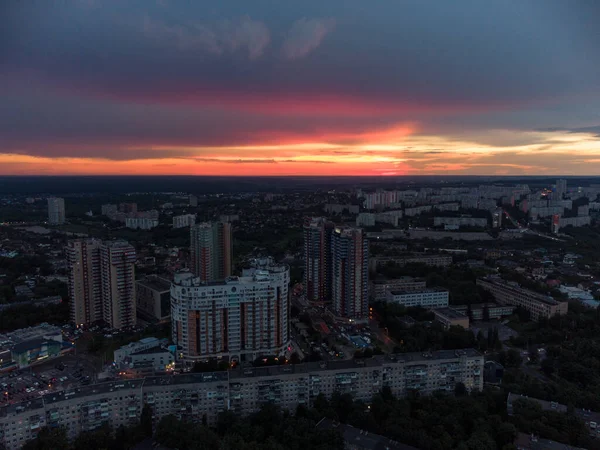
[2,1,600,176]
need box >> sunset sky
[2,1,600,176]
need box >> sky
[2,0,600,176]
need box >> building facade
[0,349,483,450]
[136,276,171,322]
[125,217,158,230]
[453,303,515,321]
[100,241,137,329]
[433,217,488,228]
[47,197,65,225]
[369,254,452,272]
[331,227,369,320]
[385,289,449,308]
[303,217,334,303]
[370,277,427,302]
[432,308,469,329]
[66,239,103,325]
[172,214,197,229]
[190,222,232,282]
[171,260,290,362]
[477,277,568,320]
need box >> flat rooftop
[372,277,425,285]
[131,346,171,356]
[0,349,482,416]
[317,418,417,450]
[432,307,468,319]
[478,277,563,306]
[136,277,171,292]
[388,288,448,296]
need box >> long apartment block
[476,277,568,320]
[0,349,482,449]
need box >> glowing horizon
[2,1,600,176]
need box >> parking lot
[0,354,98,406]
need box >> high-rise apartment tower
[303,217,334,303]
[66,239,102,325]
[331,227,369,320]
[47,197,66,225]
[190,222,232,282]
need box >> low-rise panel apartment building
[476,277,568,320]
[370,277,427,302]
[432,308,469,329]
[386,289,449,308]
[453,303,516,321]
[369,254,452,272]
[0,349,483,449]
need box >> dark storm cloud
[3,0,599,108]
[537,126,600,138]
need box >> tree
[22,427,68,450]
[140,403,153,437]
[465,431,497,450]
[495,423,517,447]
[483,304,491,322]
[455,382,467,396]
[505,349,523,368]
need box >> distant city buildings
[102,203,159,227]
[67,239,137,328]
[369,254,452,272]
[125,216,158,230]
[171,258,290,362]
[555,179,567,199]
[433,217,488,229]
[385,288,449,309]
[119,202,138,214]
[189,194,198,207]
[190,221,232,281]
[370,277,427,302]
[172,214,196,229]
[477,277,568,320]
[47,197,65,225]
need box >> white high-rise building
[171,258,289,362]
[47,197,65,224]
[555,179,567,199]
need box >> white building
[125,217,159,230]
[172,214,196,229]
[47,197,65,225]
[171,259,290,362]
[385,289,449,308]
[114,337,163,366]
